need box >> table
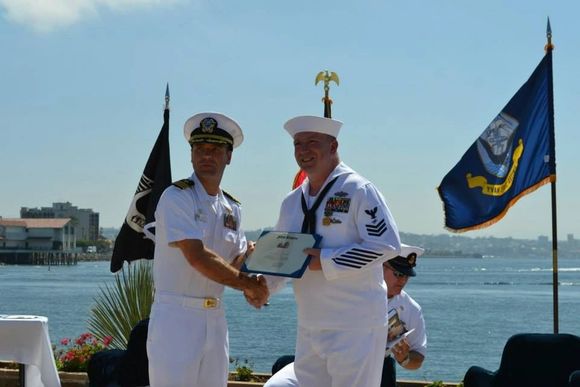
[0,315,61,387]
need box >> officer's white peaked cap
[400,244,425,258]
[183,112,243,149]
[389,243,425,277]
[284,115,343,139]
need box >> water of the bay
[1,256,579,383]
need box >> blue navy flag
[438,52,556,232]
[110,107,172,272]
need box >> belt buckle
[203,298,218,309]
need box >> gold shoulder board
[222,190,241,205]
[172,179,194,190]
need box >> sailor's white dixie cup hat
[284,115,343,138]
[183,112,244,149]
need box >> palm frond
[88,260,154,349]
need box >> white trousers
[146,301,229,387]
[294,325,388,387]
[264,363,299,387]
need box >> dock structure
[0,250,78,265]
[0,217,79,265]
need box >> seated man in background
[265,244,427,387]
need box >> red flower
[55,332,113,372]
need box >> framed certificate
[241,231,321,278]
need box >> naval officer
[146,112,269,387]
[271,115,401,387]
[381,243,428,386]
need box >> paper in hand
[385,328,415,357]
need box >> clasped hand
[243,274,269,309]
[392,338,410,364]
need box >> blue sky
[1,0,578,240]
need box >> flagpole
[545,17,559,334]
[315,70,340,119]
[110,84,173,272]
[291,71,340,189]
[165,83,170,110]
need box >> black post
[550,182,559,334]
[545,18,558,334]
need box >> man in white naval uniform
[381,244,427,386]
[146,112,269,387]
[273,115,401,387]
[264,244,427,387]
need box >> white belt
[155,293,222,309]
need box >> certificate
[241,231,321,278]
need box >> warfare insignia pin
[334,191,348,197]
[200,117,217,133]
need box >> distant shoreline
[425,251,483,258]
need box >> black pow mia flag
[110,107,172,273]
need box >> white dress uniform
[264,290,427,387]
[146,171,246,387]
[387,290,427,358]
[274,161,401,387]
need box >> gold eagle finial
[315,70,339,118]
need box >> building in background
[0,217,79,265]
[0,218,75,251]
[20,202,99,241]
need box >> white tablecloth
[0,315,61,387]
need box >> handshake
[238,240,269,308]
[242,274,269,309]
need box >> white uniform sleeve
[406,302,428,357]
[320,183,401,281]
[156,188,204,245]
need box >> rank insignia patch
[365,219,387,237]
[365,207,378,220]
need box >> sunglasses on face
[392,270,408,279]
[383,265,408,279]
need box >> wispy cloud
[0,0,180,33]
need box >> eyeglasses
[383,265,408,279]
[392,270,408,279]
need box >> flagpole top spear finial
[165,83,170,110]
[545,17,554,53]
[315,70,339,119]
